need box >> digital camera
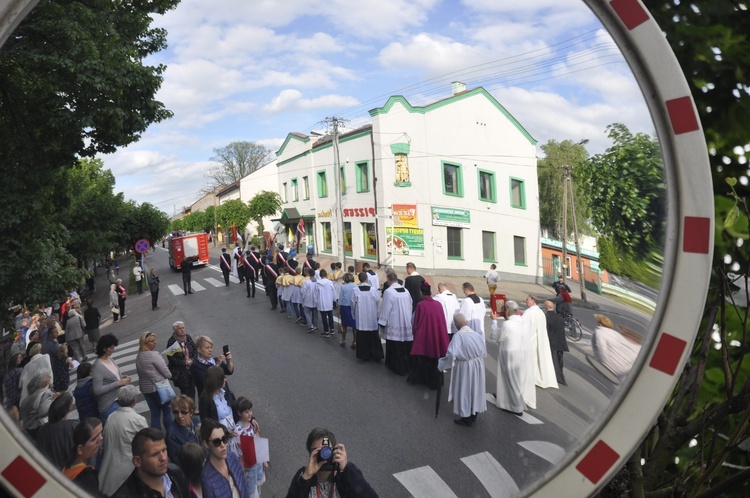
[317,437,335,471]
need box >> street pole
[569,177,587,302]
[561,165,569,283]
[328,116,346,269]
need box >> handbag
[111,306,119,314]
[155,379,176,404]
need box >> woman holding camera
[285,428,377,498]
[191,335,234,398]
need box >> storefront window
[362,222,376,257]
[321,222,332,252]
[344,222,352,255]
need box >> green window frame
[478,169,496,203]
[302,176,310,200]
[291,178,298,202]
[447,227,463,260]
[317,171,328,198]
[441,161,463,197]
[356,161,370,192]
[482,231,496,262]
[340,165,347,195]
[510,177,526,209]
[513,236,527,266]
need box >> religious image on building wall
[394,153,410,185]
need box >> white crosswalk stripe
[191,281,206,292]
[394,466,458,498]
[517,440,566,465]
[204,277,226,287]
[461,452,520,497]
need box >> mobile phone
[223,345,229,355]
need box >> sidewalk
[85,254,174,348]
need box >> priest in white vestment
[438,313,487,426]
[489,301,532,413]
[524,295,559,389]
[352,272,384,361]
[378,272,413,375]
[231,243,240,279]
[434,282,461,336]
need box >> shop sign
[431,206,471,228]
[342,207,375,217]
[317,209,332,218]
[393,204,418,227]
[386,227,425,256]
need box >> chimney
[451,81,466,95]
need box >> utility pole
[325,116,347,268]
[559,138,589,302]
[561,165,569,284]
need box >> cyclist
[552,288,573,317]
[552,275,571,296]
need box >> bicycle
[563,314,583,342]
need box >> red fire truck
[168,232,210,270]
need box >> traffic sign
[134,238,151,254]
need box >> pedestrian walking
[182,256,194,294]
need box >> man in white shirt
[362,262,380,291]
[378,272,413,375]
[314,269,337,337]
[301,268,319,333]
[434,282,460,337]
[133,262,144,295]
[483,264,500,296]
[458,283,486,337]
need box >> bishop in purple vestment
[408,282,449,389]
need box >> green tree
[216,199,252,244]
[537,139,591,239]
[0,0,178,307]
[60,158,125,267]
[205,141,271,190]
[247,191,282,236]
[578,123,666,256]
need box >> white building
[275,84,540,280]
[239,159,279,240]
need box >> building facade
[276,84,541,280]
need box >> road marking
[191,281,206,291]
[519,412,544,425]
[518,441,566,465]
[393,466,458,498]
[204,277,225,287]
[461,452,520,497]
[168,284,185,296]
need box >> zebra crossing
[68,337,151,420]
[393,441,565,497]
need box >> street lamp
[560,138,589,302]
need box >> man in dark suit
[404,262,425,312]
[545,300,569,385]
[219,248,232,286]
[181,257,194,295]
[242,250,256,297]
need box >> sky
[99,0,653,214]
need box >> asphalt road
[128,248,649,497]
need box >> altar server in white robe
[352,272,384,361]
[489,301,532,413]
[378,272,413,375]
[434,282,461,337]
[524,295,559,389]
[459,283,486,337]
[438,313,487,426]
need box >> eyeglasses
[208,436,229,447]
[172,410,190,416]
[145,332,154,339]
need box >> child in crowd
[234,397,267,498]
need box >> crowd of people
[3,292,377,497]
